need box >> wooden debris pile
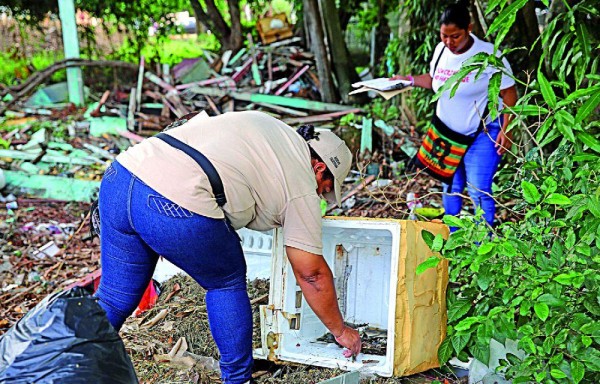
[0,116,132,183]
[129,36,360,135]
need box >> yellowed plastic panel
[393,220,449,376]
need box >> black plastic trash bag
[0,287,138,383]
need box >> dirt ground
[0,196,464,383]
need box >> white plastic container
[254,217,449,377]
[153,228,273,283]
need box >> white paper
[351,77,412,92]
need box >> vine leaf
[416,256,441,275]
[534,303,550,321]
[544,193,572,205]
[571,361,585,384]
[575,92,600,123]
[437,337,453,364]
[537,71,556,108]
[521,181,541,204]
[448,299,472,322]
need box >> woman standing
[95,111,361,384]
[394,1,517,228]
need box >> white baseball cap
[307,131,352,207]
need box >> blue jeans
[442,121,502,230]
[96,161,253,384]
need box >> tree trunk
[510,1,541,74]
[227,0,243,50]
[372,0,392,73]
[303,0,338,103]
[338,0,361,31]
[190,0,243,52]
[470,0,488,38]
[319,0,362,103]
[516,1,541,73]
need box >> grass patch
[0,51,66,86]
[0,32,220,87]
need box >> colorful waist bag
[413,112,484,184]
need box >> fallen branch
[0,58,137,115]
[3,282,42,306]
[250,293,268,305]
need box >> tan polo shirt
[116,111,323,255]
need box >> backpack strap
[155,132,227,207]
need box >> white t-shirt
[116,111,324,255]
[430,35,515,135]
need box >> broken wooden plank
[275,65,310,96]
[306,70,321,88]
[221,50,233,70]
[175,77,231,91]
[127,87,136,132]
[82,143,116,160]
[0,149,98,165]
[188,86,358,112]
[267,36,302,48]
[162,63,172,84]
[360,117,373,154]
[119,130,145,143]
[145,71,177,93]
[228,48,246,67]
[89,90,111,117]
[246,33,262,86]
[222,99,235,113]
[256,102,308,117]
[204,95,221,115]
[267,52,273,82]
[4,171,100,202]
[232,52,264,83]
[264,77,288,94]
[283,108,362,125]
[161,96,179,117]
[136,56,145,112]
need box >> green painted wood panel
[5,171,100,202]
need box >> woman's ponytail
[296,124,318,141]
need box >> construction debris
[0,36,471,384]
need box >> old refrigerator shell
[254,217,449,377]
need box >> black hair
[296,124,334,180]
[162,111,200,132]
[297,124,321,159]
[440,1,471,30]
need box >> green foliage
[426,142,600,383]
[410,1,600,382]
[0,51,65,86]
[3,0,190,62]
[383,0,446,127]
[539,1,599,88]
[138,35,219,66]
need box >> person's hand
[495,128,513,155]
[334,325,361,357]
[390,74,410,81]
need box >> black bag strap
[432,46,446,80]
[155,132,227,207]
[431,46,446,112]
